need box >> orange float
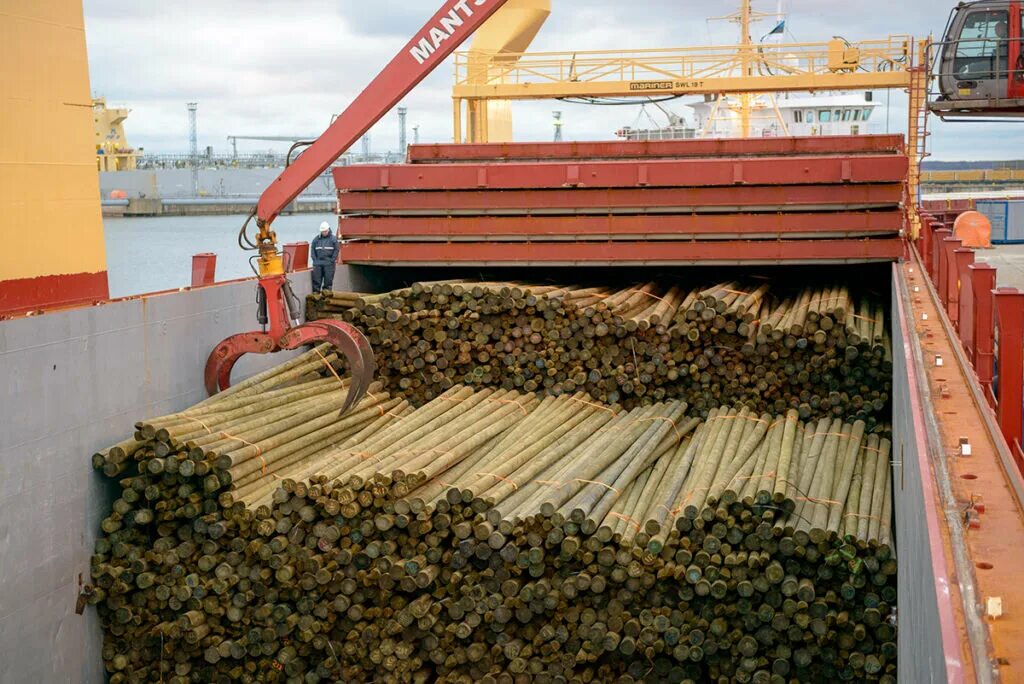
[954,210,993,249]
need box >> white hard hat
[319,221,331,232]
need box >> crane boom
[207,1,514,402]
[255,0,511,229]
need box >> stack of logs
[307,280,892,430]
[88,352,896,683]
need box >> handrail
[455,36,917,89]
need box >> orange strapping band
[796,495,842,506]
[621,289,667,303]
[476,473,518,490]
[180,413,214,435]
[636,416,682,441]
[656,504,674,515]
[220,431,267,475]
[608,512,642,530]
[719,414,764,423]
[718,288,751,297]
[492,398,531,416]
[850,314,880,323]
[575,478,620,495]
[365,391,387,416]
[312,346,349,390]
[843,512,880,520]
[569,397,617,415]
[808,429,847,439]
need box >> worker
[310,221,339,293]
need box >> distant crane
[226,135,319,160]
[187,102,198,196]
[228,107,411,162]
[553,110,564,142]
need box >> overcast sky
[84,0,1021,160]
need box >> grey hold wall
[0,263,976,681]
[890,265,969,682]
[0,273,332,683]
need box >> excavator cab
[931,0,1024,118]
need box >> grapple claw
[280,320,376,414]
[204,332,276,396]
[205,274,375,415]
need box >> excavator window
[1019,8,1024,84]
[954,9,1010,80]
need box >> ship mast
[740,0,753,138]
[707,0,786,138]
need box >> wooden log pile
[88,362,896,683]
[307,280,892,429]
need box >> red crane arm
[213,2,512,401]
[255,0,510,228]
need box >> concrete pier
[102,197,335,217]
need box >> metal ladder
[906,61,932,240]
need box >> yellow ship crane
[453,17,923,139]
[93,98,139,172]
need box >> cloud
[84,0,1020,159]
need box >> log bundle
[307,280,892,429]
[88,356,896,683]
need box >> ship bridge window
[805,110,815,123]
[842,110,853,121]
[852,110,862,121]
[863,108,873,120]
[954,9,1009,79]
[794,111,803,123]
[834,109,843,121]
[818,110,832,122]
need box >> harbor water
[103,213,334,298]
